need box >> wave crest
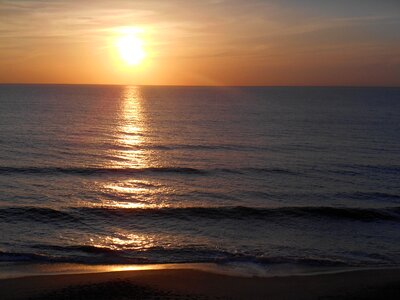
[1,206,399,223]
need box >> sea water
[0,85,399,275]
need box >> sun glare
[116,30,146,66]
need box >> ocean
[0,85,399,277]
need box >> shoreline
[2,261,400,280]
[1,265,400,299]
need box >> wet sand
[1,267,400,299]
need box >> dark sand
[1,267,400,300]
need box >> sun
[116,31,146,66]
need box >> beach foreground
[1,267,400,300]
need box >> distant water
[1,85,400,274]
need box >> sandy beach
[1,267,400,300]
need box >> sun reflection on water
[83,87,169,251]
[99,86,159,209]
[104,179,159,195]
[89,233,157,251]
[97,178,169,209]
[113,86,147,169]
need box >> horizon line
[1,83,399,88]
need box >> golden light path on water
[116,85,147,169]
[88,233,157,252]
[84,86,167,252]
[99,86,166,209]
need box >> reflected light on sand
[0,262,236,279]
[0,262,267,279]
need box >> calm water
[0,85,400,274]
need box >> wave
[0,246,360,267]
[104,140,270,152]
[335,164,400,175]
[336,192,400,201]
[0,207,80,223]
[0,166,298,176]
[84,206,400,222]
[1,206,399,224]
[242,167,297,175]
[0,207,93,230]
[0,251,50,262]
[0,166,207,176]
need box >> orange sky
[0,0,399,86]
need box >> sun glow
[116,30,146,66]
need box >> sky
[0,0,399,86]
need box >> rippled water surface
[0,85,399,271]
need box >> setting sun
[116,30,146,66]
